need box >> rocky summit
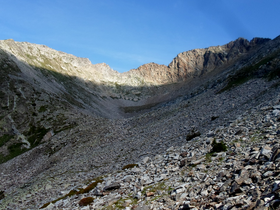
[0,35,280,210]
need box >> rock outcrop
[130,37,271,85]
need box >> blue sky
[0,0,280,73]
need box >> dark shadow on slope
[217,48,280,93]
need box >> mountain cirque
[0,35,280,209]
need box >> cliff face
[166,37,270,82]
[123,37,270,86]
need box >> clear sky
[0,0,280,73]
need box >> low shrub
[205,139,227,162]
[0,191,4,200]
[210,139,227,153]
[79,197,94,206]
[77,177,103,194]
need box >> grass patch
[115,82,122,91]
[54,123,77,134]
[8,142,27,153]
[122,164,138,170]
[102,182,170,209]
[27,125,48,147]
[108,197,138,209]
[0,134,14,147]
[0,142,29,164]
[206,153,213,162]
[0,126,49,164]
[0,91,5,98]
[142,182,167,196]
[0,191,4,200]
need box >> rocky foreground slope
[39,92,280,210]
[1,78,280,210]
[0,35,280,209]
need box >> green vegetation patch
[115,82,122,91]
[54,123,77,134]
[26,125,48,147]
[211,139,227,153]
[0,134,14,147]
[8,142,27,153]
[142,181,167,195]
[0,125,49,164]
[206,152,213,162]
[105,197,138,209]
[103,182,168,209]
[122,164,138,170]
[205,139,227,162]
[0,142,29,164]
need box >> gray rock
[103,183,121,191]
[142,157,150,164]
[261,146,272,158]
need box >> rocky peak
[123,37,271,86]
[250,37,271,46]
[167,37,271,82]
[126,63,171,84]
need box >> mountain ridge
[0,36,273,113]
[1,36,271,84]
